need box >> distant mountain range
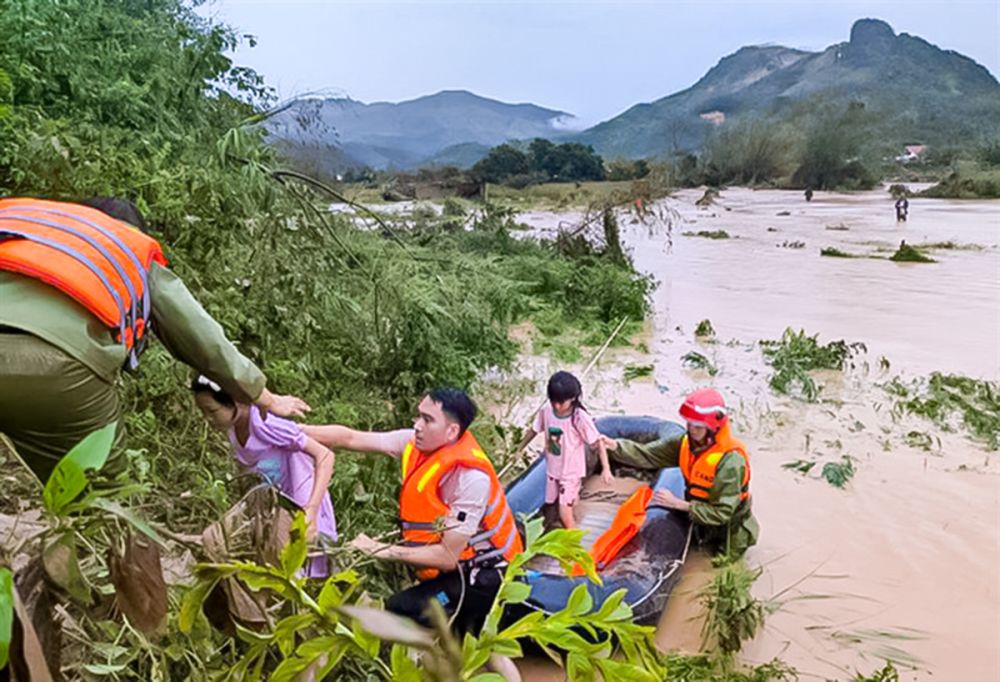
[268,19,1000,172]
[267,90,574,173]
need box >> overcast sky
[204,0,1000,127]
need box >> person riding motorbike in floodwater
[601,388,758,558]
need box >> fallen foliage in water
[760,329,866,401]
[820,246,860,258]
[886,373,1000,450]
[682,229,732,239]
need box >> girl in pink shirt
[518,371,613,529]
[192,376,336,578]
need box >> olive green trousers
[0,331,120,482]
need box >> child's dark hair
[426,387,477,436]
[191,375,235,408]
[82,197,148,233]
[547,371,585,411]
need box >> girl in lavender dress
[192,376,336,577]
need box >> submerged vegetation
[682,351,720,376]
[760,329,866,401]
[821,456,857,489]
[694,319,716,339]
[820,247,859,258]
[889,242,936,263]
[698,558,767,655]
[623,364,655,383]
[887,373,1000,450]
[782,456,856,488]
[682,229,732,239]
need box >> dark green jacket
[0,262,264,402]
[614,433,759,557]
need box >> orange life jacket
[0,198,167,368]
[678,423,751,502]
[399,431,523,581]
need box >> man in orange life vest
[0,197,309,481]
[601,388,758,558]
[304,388,522,634]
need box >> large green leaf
[268,655,312,682]
[273,613,314,657]
[499,581,531,605]
[594,657,659,682]
[566,653,596,682]
[315,569,360,612]
[592,588,630,622]
[0,568,12,670]
[566,583,594,616]
[65,422,116,471]
[42,459,87,516]
[298,637,350,678]
[178,578,219,634]
[42,423,116,515]
[280,512,308,578]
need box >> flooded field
[510,187,1000,680]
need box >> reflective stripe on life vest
[5,203,155,329]
[0,198,167,368]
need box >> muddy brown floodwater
[508,187,1000,681]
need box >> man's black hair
[425,387,477,435]
[82,197,148,233]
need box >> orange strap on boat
[572,485,653,576]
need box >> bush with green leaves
[700,120,797,186]
[179,516,668,681]
[471,138,606,185]
[0,0,654,539]
[0,424,192,678]
[792,101,880,190]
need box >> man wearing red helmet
[601,388,758,557]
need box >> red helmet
[679,388,728,431]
